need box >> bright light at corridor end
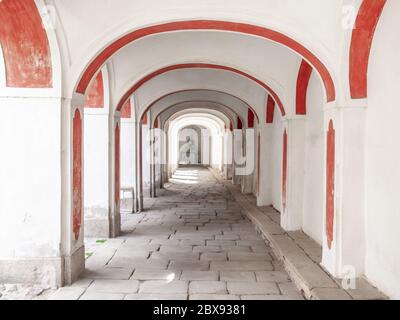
[145,127,255,176]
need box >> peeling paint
[0,0,52,88]
[326,120,335,249]
[73,109,82,241]
[282,129,288,211]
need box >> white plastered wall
[302,72,325,245]
[83,68,111,226]
[120,97,136,190]
[364,0,400,300]
[270,107,284,213]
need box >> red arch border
[76,20,336,103]
[296,60,313,115]
[138,89,259,126]
[116,63,285,116]
[0,0,52,88]
[156,101,239,130]
[349,0,387,99]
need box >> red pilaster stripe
[326,120,335,249]
[282,129,288,211]
[72,109,83,241]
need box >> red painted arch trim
[142,112,148,125]
[0,0,52,88]
[138,89,257,126]
[237,117,243,130]
[155,100,240,130]
[116,63,285,116]
[76,20,335,103]
[266,95,275,124]
[296,60,312,115]
[349,0,387,99]
[248,108,255,128]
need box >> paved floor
[49,166,304,300]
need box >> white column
[321,106,366,278]
[0,96,80,286]
[83,107,112,237]
[241,128,254,195]
[120,115,135,213]
[110,114,121,238]
[281,118,306,231]
[232,129,243,185]
[135,122,144,212]
[257,124,273,206]
[141,123,151,198]
[61,98,85,285]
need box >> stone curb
[210,169,387,300]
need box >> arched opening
[1,1,396,301]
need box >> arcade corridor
[49,167,303,300]
[0,0,399,301]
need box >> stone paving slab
[83,267,134,280]
[210,261,274,271]
[79,292,125,300]
[48,287,85,300]
[180,271,219,281]
[189,281,227,294]
[189,294,240,300]
[125,294,188,300]
[169,261,210,271]
[87,279,139,294]
[220,271,257,282]
[227,282,280,295]
[131,269,181,281]
[139,280,188,294]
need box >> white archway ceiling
[149,91,246,124]
[162,107,232,130]
[109,31,301,107]
[134,68,268,120]
[52,0,343,100]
